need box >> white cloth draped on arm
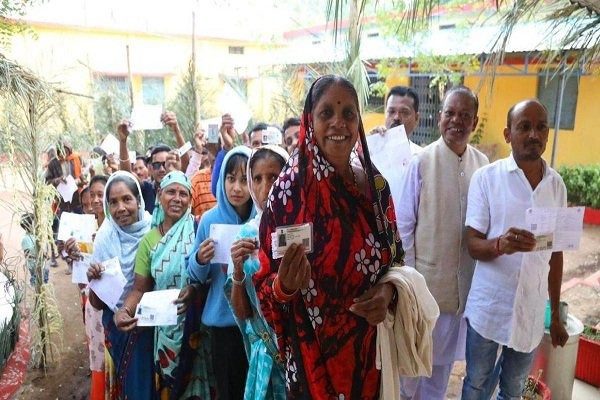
[376,266,440,400]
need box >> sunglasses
[151,161,166,170]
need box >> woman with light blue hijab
[116,170,214,399]
[86,170,155,399]
[225,145,288,400]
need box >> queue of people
[39,74,569,400]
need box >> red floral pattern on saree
[254,108,403,399]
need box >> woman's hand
[231,239,257,275]
[350,282,395,326]
[114,307,138,332]
[277,244,311,293]
[64,237,82,260]
[86,262,103,281]
[174,285,196,315]
[196,239,215,264]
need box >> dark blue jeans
[462,320,536,400]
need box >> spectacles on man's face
[151,161,166,170]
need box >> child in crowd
[188,145,255,400]
[21,213,49,286]
[226,145,289,399]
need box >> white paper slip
[72,253,91,284]
[367,125,413,171]
[525,207,585,251]
[88,257,127,311]
[271,223,313,260]
[135,289,180,326]
[57,212,97,242]
[177,141,193,157]
[209,224,242,264]
[100,134,120,156]
[130,104,163,130]
[56,175,78,203]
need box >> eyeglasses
[151,161,166,170]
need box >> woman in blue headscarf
[225,145,289,400]
[188,145,256,399]
[116,170,214,399]
[86,171,154,399]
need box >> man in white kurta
[369,86,424,224]
[462,99,569,400]
[396,86,489,399]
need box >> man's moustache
[390,120,402,129]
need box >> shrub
[558,165,600,209]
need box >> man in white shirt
[384,86,424,153]
[462,99,569,400]
[397,86,489,399]
[369,86,424,223]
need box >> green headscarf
[151,170,192,228]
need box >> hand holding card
[271,223,313,260]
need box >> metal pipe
[550,68,566,168]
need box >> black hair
[250,123,269,133]
[105,176,140,203]
[149,144,172,163]
[89,175,108,189]
[282,117,301,132]
[135,155,147,165]
[20,213,34,232]
[506,99,548,127]
[308,75,360,114]
[224,153,249,176]
[387,86,420,113]
[249,148,286,172]
[80,186,90,199]
[442,85,479,116]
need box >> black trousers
[210,326,249,400]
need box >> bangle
[272,276,297,303]
[495,236,504,257]
[119,157,130,163]
[232,272,246,286]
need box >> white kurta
[464,154,567,353]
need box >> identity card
[271,223,313,260]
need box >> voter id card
[207,124,219,143]
[177,141,192,157]
[271,223,313,259]
[533,233,554,251]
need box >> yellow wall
[8,23,271,120]
[367,66,600,167]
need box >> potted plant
[575,325,600,387]
[522,371,551,400]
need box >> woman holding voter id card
[188,145,255,399]
[225,145,290,400]
[116,170,214,399]
[254,75,404,399]
[85,171,155,399]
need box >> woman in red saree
[254,75,404,399]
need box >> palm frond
[0,53,63,370]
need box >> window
[367,71,384,112]
[142,77,165,105]
[96,75,129,97]
[228,46,244,55]
[537,73,578,130]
